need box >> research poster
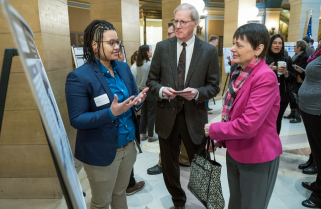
[223,48,232,74]
[1,0,86,208]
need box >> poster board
[71,46,85,68]
[223,48,232,74]
[1,1,86,208]
[284,42,295,58]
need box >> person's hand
[110,95,136,117]
[205,141,221,152]
[204,123,210,137]
[278,66,288,76]
[293,65,304,73]
[133,88,148,105]
[162,87,177,100]
[269,62,277,70]
[178,87,198,101]
[227,56,231,61]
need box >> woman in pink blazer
[205,23,282,209]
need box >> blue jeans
[206,100,209,108]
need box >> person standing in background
[136,45,158,142]
[130,51,138,81]
[303,36,315,57]
[206,35,219,114]
[266,34,296,135]
[309,39,315,50]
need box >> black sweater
[266,52,296,103]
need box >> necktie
[177,42,186,112]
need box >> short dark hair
[303,36,310,44]
[137,45,150,67]
[209,35,218,43]
[233,23,270,59]
[83,20,116,63]
[168,23,175,30]
[309,39,314,44]
[296,40,306,51]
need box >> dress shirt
[159,35,199,99]
[95,58,135,148]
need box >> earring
[256,56,258,63]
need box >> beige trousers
[83,141,137,209]
[158,140,190,167]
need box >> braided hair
[83,20,116,63]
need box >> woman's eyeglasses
[96,39,122,47]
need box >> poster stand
[222,73,230,96]
[0,48,74,209]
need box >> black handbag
[187,136,225,209]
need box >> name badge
[94,94,110,107]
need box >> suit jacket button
[173,108,175,110]
[229,117,231,120]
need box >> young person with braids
[65,20,148,209]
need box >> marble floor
[0,98,317,209]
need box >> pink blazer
[209,60,282,164]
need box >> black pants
[277,102,288,135]
[301,110,321,207]
[127,169,136,189]
[159,107,200,207]
[140,90,156,137]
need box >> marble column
[0,0,74,198]
[288,0,320,41]
[90,0,140,65]
[221,0,256,93]
[265,8,283,37]
[162,0,182,40]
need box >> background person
[130,50,138,81]
[206,35,219,114]
[285,40,309,123]
[309,39,315,50]
[205,23,282,209]
[266,34,296,135]
[147,3,220,208]
[298,43,321,208]
[65,20,147,209]
[303,36,315,56]
[136,45,157,142]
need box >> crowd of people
[64,2,321,209]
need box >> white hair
[174,3,200,23]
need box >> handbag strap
[197,136,217,161]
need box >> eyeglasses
[168,32,175,36]
[172,19,192,27]
[96,39,122,47]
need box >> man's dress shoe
[303,166,317,175]
[302,199,320,208]
[147,164,162,175]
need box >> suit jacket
[65,61,140,166]
[209,60,283,164]
[146,36,220,145]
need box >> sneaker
[141,135,148,141]
[148,135,158,142]
[126,181,145,196]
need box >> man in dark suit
[146,3,220,209]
